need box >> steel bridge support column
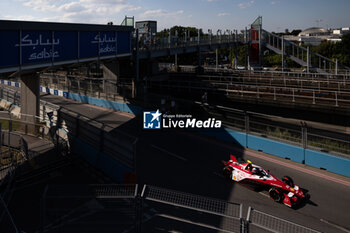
[335,59,338,75]
[259,26,262,66]
[134,29,139,99]
[281,36,284,71]
[235,30,238,69]
[307,46,310,74]
[197,29,202,73]
[20,73,40,131]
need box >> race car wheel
[223,167,232,180]
[282,176,294,187]
[269,187,282,202]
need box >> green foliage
[263,127,349,155]
[157,26,203,38]
[0,119,21,130]
[311,33,350,66]
[263,54,297,68]
[290,30,302,36]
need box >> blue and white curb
[1,80,68,98]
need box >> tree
[290,29,302,36]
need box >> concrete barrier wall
[203,127,350,178]
[1,80,142,115]
[201,129,247,146]
[305,149,350,177]
[68,93,143,115]
[247,134,305,164]
[71,137,132,181]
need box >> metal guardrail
[262,30,350,74]
[246,207,321,233]
[177,65,350,79]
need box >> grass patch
[0,119,21,130]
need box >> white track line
[258,192,270,198]
[151,144,187,161]
[320,219,350,233]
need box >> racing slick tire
[223,166,233,180]
[269,187,282,202]
[282,176,294,187]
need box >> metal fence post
[239,204,245,233]
[100,124,105,152]
[40,185,48,233]
[245,112,249,148]
[335,91,339,107]
[0,123,2,157]
[301,122,307,164]
[246,206,252,233]
[76,116,79,137]
[8,120,12,149]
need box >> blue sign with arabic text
[21,31,57,65]
[0,21,133,73]
[117,31,131,54]
[99,31,117,56]
[0,31,19,68]
[79,31,99,58]
[54,31,78,62]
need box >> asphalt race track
[2,86,350,233]
[134,128,350,233]
[33,92,350,233]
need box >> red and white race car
[222,155,306,208]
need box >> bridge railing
[262,30,350,74]
[138,33,240,51]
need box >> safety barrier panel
[206,127,350,177]
[247,134,305,163]
[39,184,324,233]
[305,149,350,177]
[246,207,321,233]
[67,92,142,115]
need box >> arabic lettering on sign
[91,34,116,44]
[99,45,116,54]
[15,34,60,47]
[29,48,59,60]
[19,32,60,64]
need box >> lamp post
[216,29,222,70]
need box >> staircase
[262,30,349,74]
